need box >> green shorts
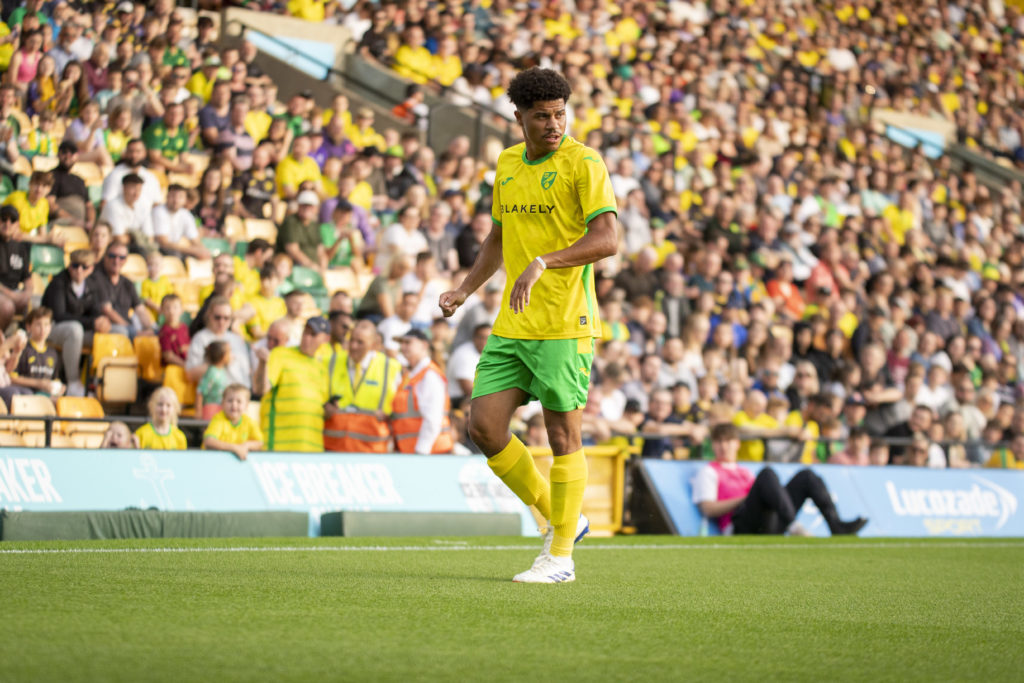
[471,335,594,412]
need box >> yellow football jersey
[490,136,616,340]
[136,423,188,450]
[204,411,264,447]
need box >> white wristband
[534,256,547,271]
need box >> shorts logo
[541,171,557,189]
[579,367,590,376]
[579,316,587,325]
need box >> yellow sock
[487,436,551,520]
[549,448,588,558]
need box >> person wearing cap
[323,319,401,452]
[186,52,223,103]
[275,134,322,200]
[41,248,111,397]
[258,315,330,452]
[277,190,325,272]
[391,327,454,453]
[0,204,31,333]
[48,141,94,227]
[439,68,618,583]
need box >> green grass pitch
[1,536,1021,682]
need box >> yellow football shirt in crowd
[136,423,188,450]
[490,135,617,340]
[3,191,48,235]
[732,411,779,462]
[204,411,264,447]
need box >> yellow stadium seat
[158,255,187,280]
[224,214,245,241]
[163,364,196,407]
[49,433,73,448]
[11,394,56,435]
[134,335,164,383]
[324,268,362,296]
[52,225,90,253]
[55,396,107,435]
[0,432,25,446]
[32,156,59,172]
[177,280,202,314]
[91,333,138,404]
[121,253,149,283]
[186,256,214,285]
[245,218,277,243]
[71,432,105,448]
[70,161,104,187]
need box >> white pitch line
[1,541,1024,555]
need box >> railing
[222,17,518,156]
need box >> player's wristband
[534,256,547,271]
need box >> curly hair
[507,67,572,111]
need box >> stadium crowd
[1,0,1024,469]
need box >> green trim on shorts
[471,335,594,413]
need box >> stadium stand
[0,0,1020,476]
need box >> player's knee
[468,414,502,453]
[756,466,781,486]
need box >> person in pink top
[692,423,868,536]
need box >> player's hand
[438,289,467,318]
[509,259,544,314]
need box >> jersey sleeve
[574,148,617,225]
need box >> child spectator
[136,386,187,450]
[829,426,871,466]
[3,307,64,408]
[246,263,285,341]
[0,328,27,409]
[21,109,58,159]
[141,250,175,317]
[100,420,139,449]
[196,339,231,420]
[202,383,263,460]
[3,170,54,242]
[158,293,190,367]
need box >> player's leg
[542,406,590,557]
[470,336,552,520]
[470,388,552,521]
[785,469,867,535]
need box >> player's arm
[509,211,617,314]
[439,220,504,317]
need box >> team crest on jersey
[541,171,557,189]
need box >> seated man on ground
[692,423,868,536]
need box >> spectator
[258,315,330,452]
[451,278,502,349]
[101,137,162,213]
[100,420,139,449]
[157,293,189,368]
[196,339,232,420]
[203,383,263,461]
[48,141,93,227]
[2,170,53,242]
[142,100,191,174]
[99,172,153,243]
[829,426,872,466]
[198,79,231,148]
[392,328,453,453]
[447,322,490,406]
[41,248,109,397]
[379,290,418,355]
[185,296,252,390]
[277,190,325,273]
[153,183,209,260]
[88,242,153,338]
[356,255,412,323]
[324,319,401,452]
[639,388,706,459]
[233,142,277,220]
[2,306,64,408]
[692,423,867,536]
[275,133,321,200]
[135,386,187,450]
[220,94,254,173]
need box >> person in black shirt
[87,243,153,339]
[48,142,94,228]
[0,205,30,333]
[358,9,395,62]
[41,249,111,396]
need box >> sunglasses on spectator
[107,253,128,260]
[70,262,90,270]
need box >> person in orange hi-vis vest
[323,319,401,452]
[391,328,453,454]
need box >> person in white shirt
[447,322,490,404]
[377,204,428,275]
[378,290,418,356]
[153,184,210,260]
[99,173,154,241]
[395,328,449,454]
[101,138,163,213]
